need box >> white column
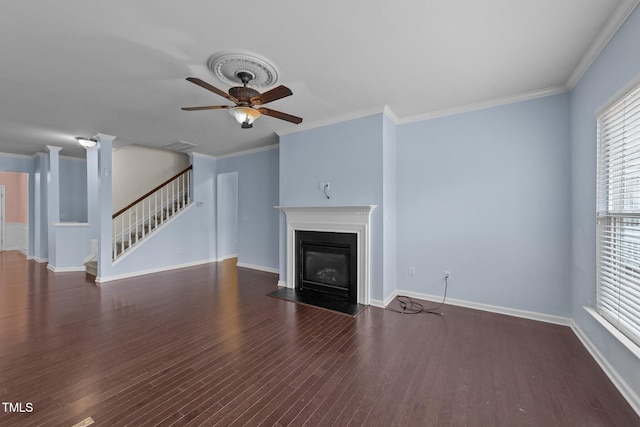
[32,153,47,261]
[46,145,62,268]
[86,145,99,240]
[95,133,116,281]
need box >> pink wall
[0,172,28,223]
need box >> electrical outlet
[408,266,416,276]
[318,182,325,191]
[444,271,451,279]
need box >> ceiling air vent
[162,140,199,153]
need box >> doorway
[216,172,238,261]
[0,172,29,253]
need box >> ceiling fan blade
[251,85,293,105]
[258,107,303,124]
[186,77,238,103]
[181,105,231,111]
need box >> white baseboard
[220,254,238,261]
[368,299,385,308]
[277,280,287,287]
[236,262,278,274]
[47,264,86,273]
[394,288,571,326]
[33,257,48,264]
[571,320,640,417]
[96,258,217,284]
[98,258,277,284]
[370,292,396,308]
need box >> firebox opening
[296,231,357,303]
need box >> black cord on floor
[385,277,449,315]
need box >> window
[596,81,640,348]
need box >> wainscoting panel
[3,222,27,251]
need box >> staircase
[114,195,189,253]
[85,165,192,277]
[85,260,97,276]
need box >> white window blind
[596,82,640,348]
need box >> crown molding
[191,143,280,161]
[0,151,34,160]
[566,0,640,90]
[60,155,86,162]
[278,85,567,136]
[382,105,400,125]
[190,151,217,161]
[215,143,279,160]
[212,107,402,158]
[276,105,392,137]
[399,86,568,124]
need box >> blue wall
[217,147,280,271]
[279,114,386,301]
[59,157,88,222]
[397,94,571,316]
[570,5,640,401]
[382,114,398,300]
[0,153,34,173]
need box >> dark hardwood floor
[0,251,637,426]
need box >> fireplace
[296,231,357,303]
[276,205,376,306]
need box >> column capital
[45,145,63,153]
[95,133,117,143]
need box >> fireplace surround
[276,205,376,305]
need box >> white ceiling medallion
[207,50,279,88]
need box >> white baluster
[155,191,158,229]
[122,214,125,256]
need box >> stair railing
[112,165,192,261]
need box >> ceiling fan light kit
[183,50,302,129]
[229,106,261,128]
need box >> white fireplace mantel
[276,205,377,305]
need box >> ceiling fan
[182,72,303,129]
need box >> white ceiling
[0,0,636,159]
